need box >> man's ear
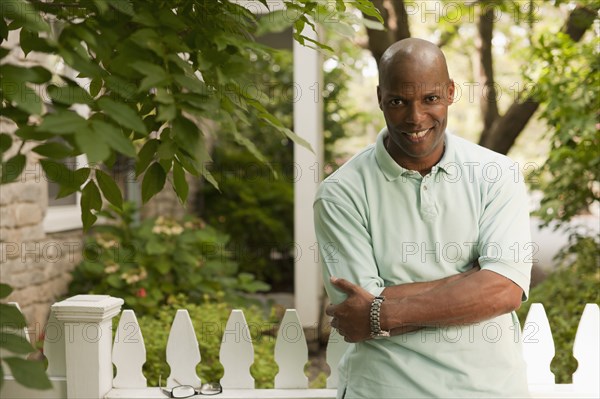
[377,86,383,110]
[447,80,456,104]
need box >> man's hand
[325,277,375,343]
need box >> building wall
[0,155,83,337]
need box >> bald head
[378,38,450,87]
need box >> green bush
[517,234,600,383]
[121,295,280,388]
[68,202,269,315]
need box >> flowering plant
[68,202,270,314]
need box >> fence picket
[166,309,201,388]
[326,329,349,389]
[572,303,599,393]
[522,303,555,385]
[44,310,66,378]
[274,309,308,388]
[113,310,147,388]
[220,309,255,388]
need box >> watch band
[370,296,391,338]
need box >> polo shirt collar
[375,128,458,181]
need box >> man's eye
[426,96,440,103]
[390,99,403,106]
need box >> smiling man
[314,38,533,398]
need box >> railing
[1,295,598,399]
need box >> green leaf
[256,9,301,36]
[89,78,102,97]
[19,30,54,55]
[141,162,166,203]
[31,142,74,159]
[0,332,35,354]
[98,97,148,135]
[75,127,111,163]
[106,0,135,16]
[81,180,102,231]
[0,283,12,299]
[0,65,52,84]
[96,169,123,209]
[1,80,42,115]
[56,167,90,199]
[2,0,50,32]
[90,120,136,158]
[172,160,188,204]
[136,139,160,176]
[0,133,12,155]
[172,116,200,155]
[1,154,26,184]
[47,84,93,105]
[3,357,52,390]
[14,126,52,141]
[38,111,87,134]
[0,304,26,328]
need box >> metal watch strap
[370,296,390,338]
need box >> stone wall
[0,153,83,340]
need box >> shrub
[122,295,280,388]
[517,234,600,383]
[68,202,269,315]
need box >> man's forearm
[381,262,479,301]
[380,270,523,332]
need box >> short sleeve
[477,165,533,300]
[314,197,385,304]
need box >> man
[314,38,532,398]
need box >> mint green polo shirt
[314,129,532,398]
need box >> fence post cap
[51,294,124,323]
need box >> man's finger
[330,277,358,294]
[325,304,336,317]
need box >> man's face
[377,59,454,169]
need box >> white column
[293,26,323,328]
[52,295,124,399]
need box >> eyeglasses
[160,376,222,397]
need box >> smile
[402,128,432,142]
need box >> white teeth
[406,129,429,138]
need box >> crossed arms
[326,263,524,342]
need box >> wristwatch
[370,296,391,338]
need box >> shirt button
[423,185,428,190]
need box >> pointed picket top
[572,303,599,393]
[274,309,308,388]
[113,310,147,388]
[166,309,201,387]
[522,303,555,385]
[220,309,255,388]
[44,309,66,377]
[326,328,350,388]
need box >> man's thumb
[330,277,355,293]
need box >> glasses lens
[200,382,222,395]
[171,385,196,398]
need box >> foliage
[524,32,599,228]
[0,283,51,391]
[0,0,382,231]
[517,235,600,383]
[201,38,374,288]
[127,294,280,388]
[68,202,269,315]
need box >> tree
[0,0,382,230]
[360,0,598,155]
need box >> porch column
[293,26,324,328]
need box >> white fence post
[51,294,124,399]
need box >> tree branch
[362,0,394,65]
[477,6,499,143]
[390,0,411,42]
[479,3,598,154]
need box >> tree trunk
[477,7,500,144]
[479,4,598,154]
[363,0,410,65]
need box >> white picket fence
[1,295,598,399]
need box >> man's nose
[405,103,426,125]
